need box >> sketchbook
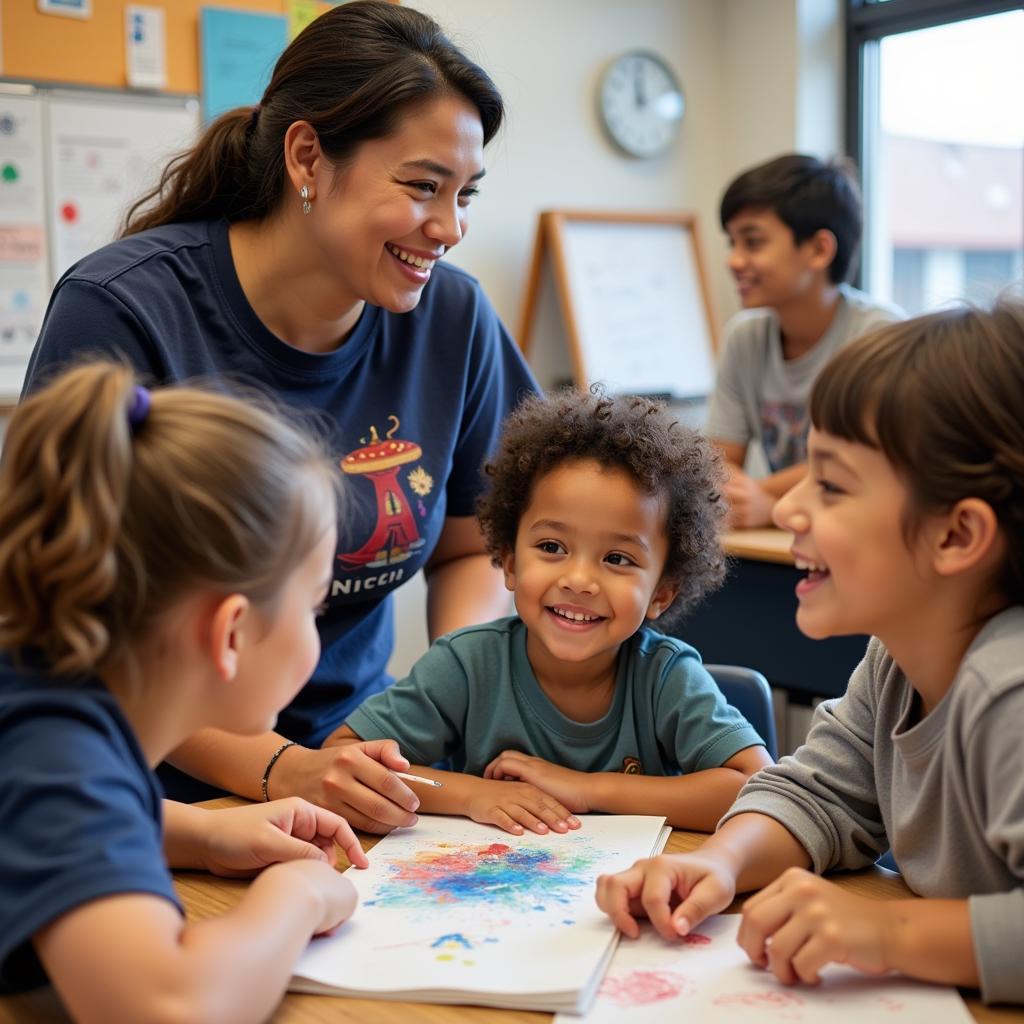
[554,915,973,1023]
[290,814,671,1013]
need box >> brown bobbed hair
[809,296,1024,603]
[0,362,339,676]
[476,388,727,628]
[122,0,503,235]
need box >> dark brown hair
[477,388,727,626]
[720,153,862,283]
[122,0,503,234]
[0,362,338,676]
[810,296,1024,602]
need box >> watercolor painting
[290,814,671,1013]
[363,839,597,912]
[554,916,974,1024]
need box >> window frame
[844,0,1023,289]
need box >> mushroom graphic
[337,418,426,569]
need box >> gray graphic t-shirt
[706,285,903,472]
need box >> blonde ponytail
[0,362,338,676]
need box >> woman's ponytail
[122,108,255,236]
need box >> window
[846,1,1024,314]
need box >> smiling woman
[23,1,536,829]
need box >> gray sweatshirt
[723,606,1024,1004]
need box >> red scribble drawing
[713,989,805,1010]
[876,996,905,1011]
[681,932,712,945]
[600,969,693,1007]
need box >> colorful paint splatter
[363,840,597,911]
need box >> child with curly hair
[326,389,772,834]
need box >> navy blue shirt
[0,654,179,993]
[27,220,537,746]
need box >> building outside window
[847,1,1023,314]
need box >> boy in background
[706,153,902,528]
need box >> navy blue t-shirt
[27,220,537,746]
[0,654,179,993]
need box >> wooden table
[670,528,870,702]
[3,804,1021,1024]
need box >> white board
[46,89,198,278]
[558,219,716,400]
[0,83,198,399]
[0,90,50,397]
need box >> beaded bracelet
[261,740,297,802]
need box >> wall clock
[599,50,685,159]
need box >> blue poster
[200,8,288,122]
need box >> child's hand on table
[723,465,775,529]
[197,797,370,876]
[484,750,594,814]
[466,775,581,836]
[267,858,361,937]
[737,867,893,983]
[596,851,737,940]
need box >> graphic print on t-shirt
[760,400,809,473]
[337,415,434,569]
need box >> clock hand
[633,61,646,109]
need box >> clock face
[600,51,685,158]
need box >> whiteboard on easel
[518,211,718,400]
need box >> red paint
[600,969,691,1007]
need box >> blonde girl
[0,363,404,1022]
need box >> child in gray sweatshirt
[596,298,1024,1005]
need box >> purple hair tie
[127,385,151,433]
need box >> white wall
[389,0,845,676]
[415,0,727,326]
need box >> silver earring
[300,185,311,215]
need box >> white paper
[0,91,50,398]
[555,915,974,1023]
[37,0,91,18]
[46,92,198,277]
[292,814,670,1012]
[125,6,167,90]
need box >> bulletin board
[0,1,286,95]
[518,211,718,400]
[0,82,199,400]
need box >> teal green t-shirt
[345,616,763,776]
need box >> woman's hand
[484,750,594,814]
[737,868,894,983]
[596,852,737,940]
[466,776,581,836]
[196,797,369,876]
[273,738,421,834]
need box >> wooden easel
[516,210,718,398]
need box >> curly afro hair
[476,388,727,627]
